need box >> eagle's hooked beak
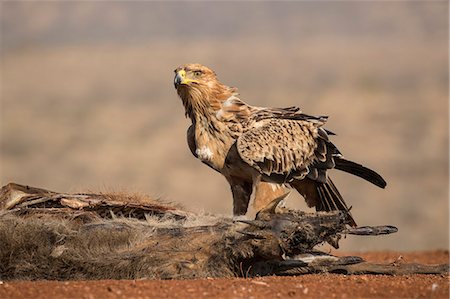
[174,69,198,88]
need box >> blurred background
[1,2,448,251]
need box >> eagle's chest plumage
[193,118,243,171]
[184,94,253,172]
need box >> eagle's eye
[193,71,202,77]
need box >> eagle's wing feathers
[187,124,197,158]
[237,117,328,181]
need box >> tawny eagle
[174,63,386,226]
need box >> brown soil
[0,251,448,299]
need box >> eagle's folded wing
[236,118,331,182]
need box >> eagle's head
[173,63,217,90]
[174,63,236,119]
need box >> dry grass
[0,206,239,280]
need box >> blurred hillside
[0,2,448,250]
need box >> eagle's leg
[229,179,253,216]
[252,182,286,214]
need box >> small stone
[251,281,268,286]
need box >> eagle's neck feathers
[178,81,252,170]
[178,82,238,122]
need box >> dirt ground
[0,250,448,299]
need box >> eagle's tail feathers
[316,177,357,227]
[334,157,387,189]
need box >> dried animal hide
[0,183,446,280]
